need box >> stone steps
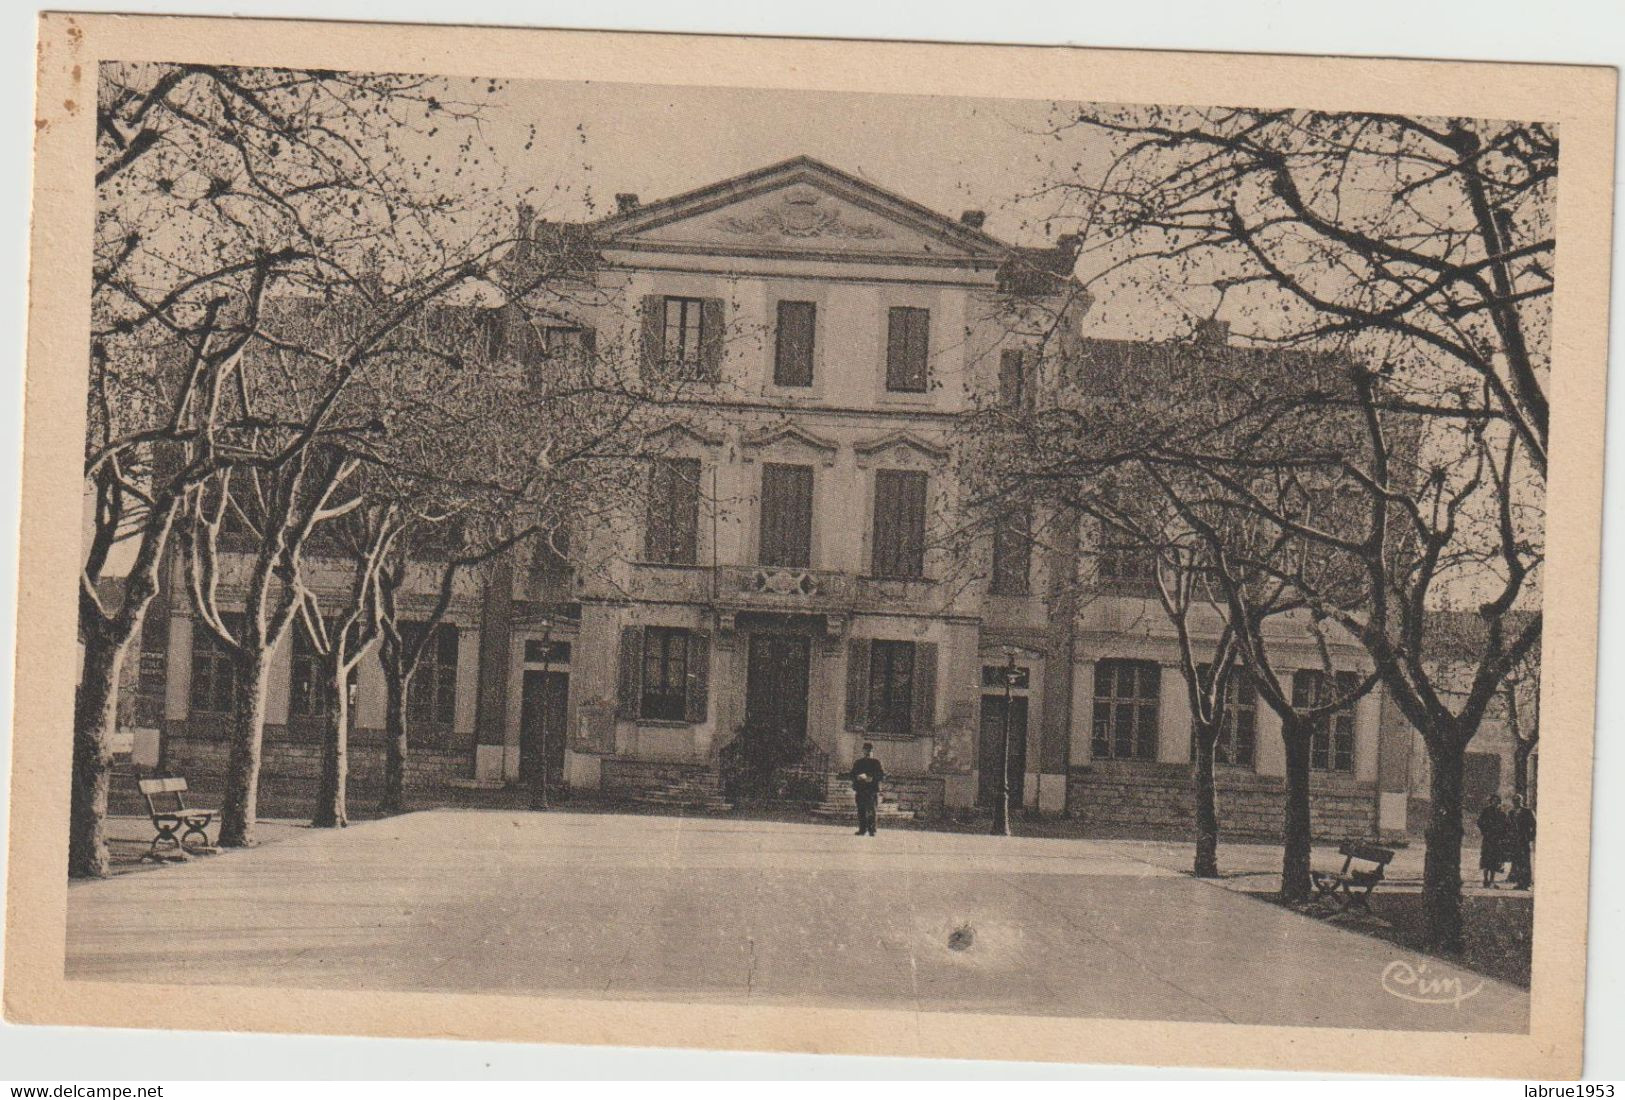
[623,771,733,812]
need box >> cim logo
[1381,960,1485,1007]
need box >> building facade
[133,157,1417,838]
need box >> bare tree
[1034,105,1547,950]
[75,61,510,875]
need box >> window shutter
[675,459,701,565]
[577,326,597,366]
[845,638,871,731]
[886,308,909,390]
[700,297,726,380]
[999,348,1030,408]
[685,631,711,723]
[760,463,812,569]
[873,470,928,578]
[911,642,938,736]
[616,625,643,719]
[639,295,663,378]
[775,301,815,386]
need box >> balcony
[625,562,957,618]
[714,565,856,614]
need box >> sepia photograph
[5,9,1618,1081]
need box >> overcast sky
[463,77,1100,250]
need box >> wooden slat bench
[1311,841,1395,911]
[137,776,216,861]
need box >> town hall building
[130,156,1415,839]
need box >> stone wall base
[1067,760,1378,839]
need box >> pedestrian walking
[850,743,884,837]
[1507,794,1536,889]
[1477,796,1507,888]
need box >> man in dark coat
[1476,796,1507,888]
[850,743,884,837]
[1507,794,1536,889]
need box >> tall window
[645,457,702,565]
[1196,666,1257,767]
[759,462,814,569]
[404,623,459,734]
[1092,659,1161,760]
[189,615,241,716]
[990,506,1032,596]
[872,469,928,579]
[290,619,333,720]
[774,300,816,387]
[539,326,583,361]
[1293,670,1359,772]
[662,296,706,368]
[1098,541,1158,596]
[640,627,691,722]
[998,348,1031,408]
[885,306,930,392]
[867,641,916,735]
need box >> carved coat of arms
[722,189,893,240]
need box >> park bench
[1311,841,1395,911]
[137,776,216,861]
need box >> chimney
[615,192,640,215]
[959,209,987,230]
[516,201,535,240]
[1056,232,1082,255]
[1195,317,1231,345]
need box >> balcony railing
[714,565,855,612]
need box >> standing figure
[850,742,884,837]
[1476,796,1507,889]
[1506,794,1536,889]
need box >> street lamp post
[991,647,1019,837]
[531,616,553,812]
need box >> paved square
[66,810,1528,1032]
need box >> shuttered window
[868,641,916,735]
[1092,659,1161,760]
[774,301,816,387]
[885,306,930,392]
[640,627,690,722]
[1293,670,1359,772]
[998,348,1031,408]
[991,505,1032,596]
[846,638,937,737]
[872,469,928,579]
[645,458,701,565]
[662,297,705,367]
[642,296,724,381]
[759,463,813,569]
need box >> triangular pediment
[597,157,1010,266]
[852,430,949,466]
[647,421,725,451]
[739,423,840,457]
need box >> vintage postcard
[5,11,1615,1078]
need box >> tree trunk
[312,660,349,829]
[218,647,273,848]
[380,665,408,815]
[1423,736,1467,953]
[69,625,125,878]
[1192,722,1220,878]
[1280,722,1313,902]
[1513,738,1535,802]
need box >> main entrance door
[744,634,811,745]
[519,670,569,789]
[977,694,1028,808]
[727,633,817,802]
